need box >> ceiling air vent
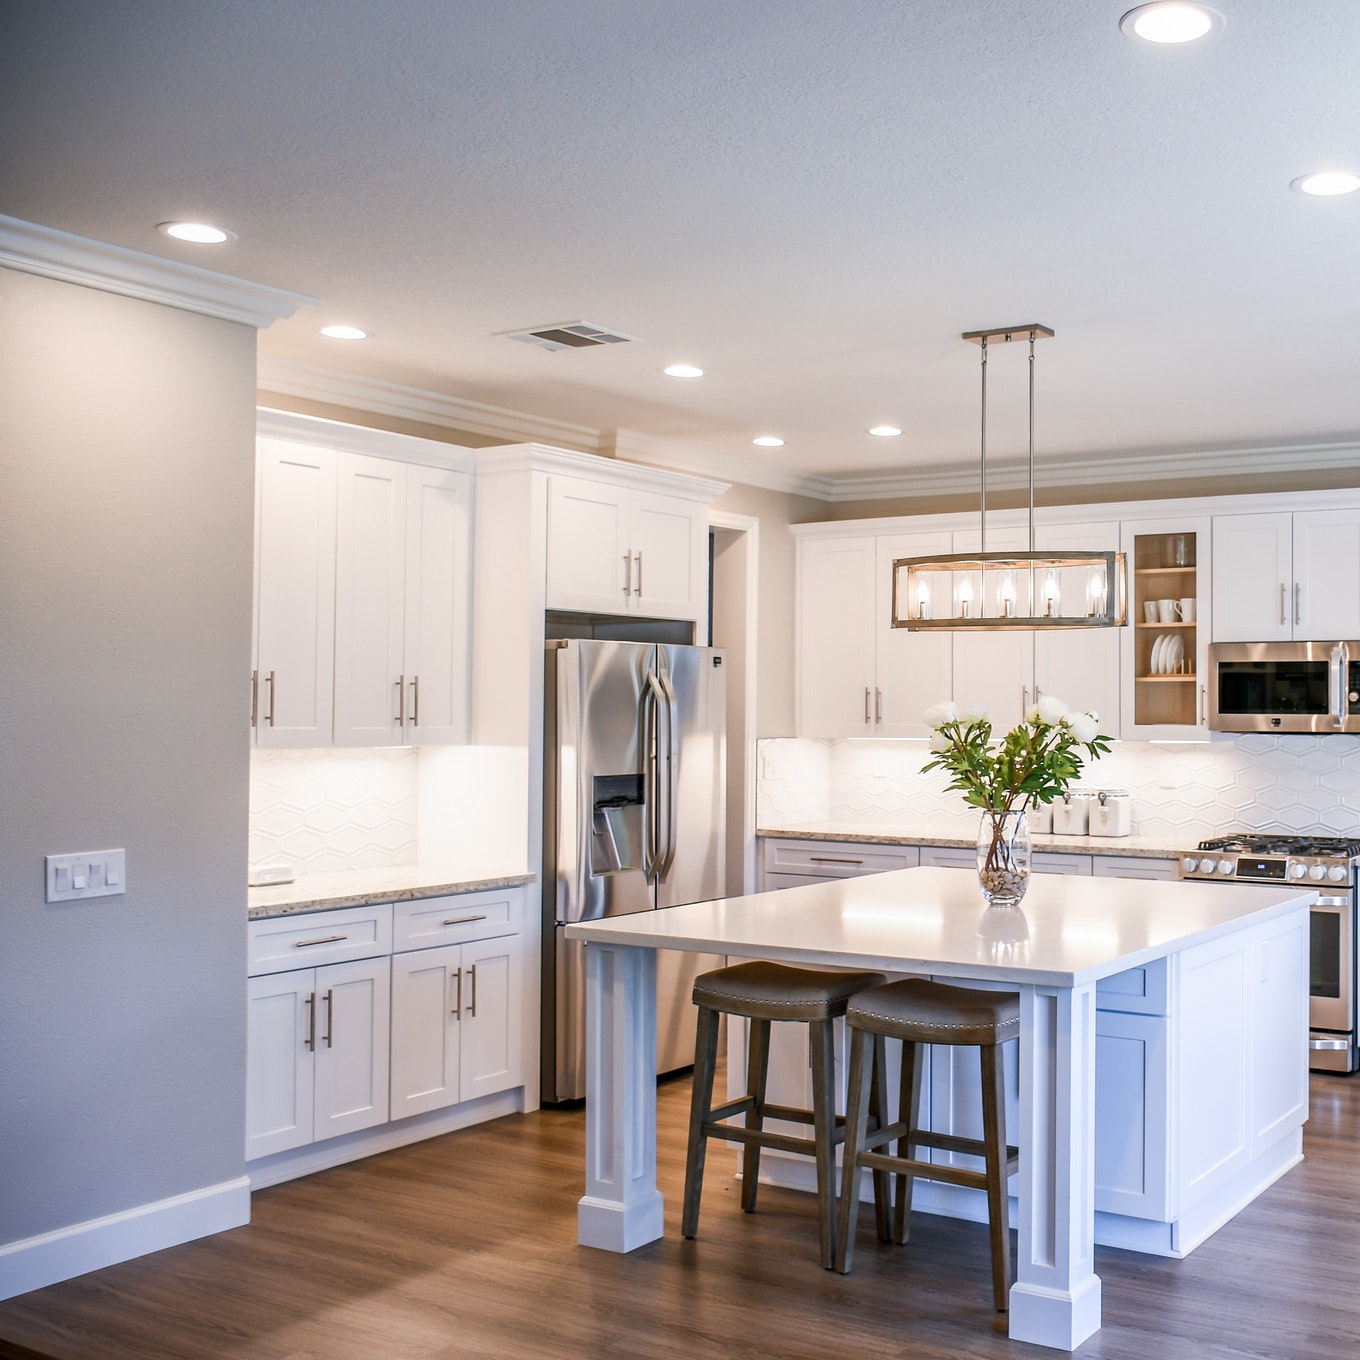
[500,321,642,353]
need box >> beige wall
[0,270,256,1248]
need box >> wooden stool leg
[869,1033,892,1242]
[980,1043,1012,1312]
[809,1016,838,1270]
[741,1018,771,1213]
[893,1040,923,1245]
[681,1003,721,1239]
[834,1025,873,1275]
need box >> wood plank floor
[2,1071,1358,1360]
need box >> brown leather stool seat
[682,960,887,1269]
[834,978,1020,1311]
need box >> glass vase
[976,809,1032,907]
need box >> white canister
[1052,790,1091,836]
[1026,800,1053,834]
[1089,789,1132,838]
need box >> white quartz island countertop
[247,864,535,919]
[566,866,1315,1352]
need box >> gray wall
[0,269,255,1244]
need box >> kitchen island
[566,866,1313,1352]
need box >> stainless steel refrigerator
[542,638,727,1103]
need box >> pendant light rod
[1028,328,1036,553]
[980,335,988,553]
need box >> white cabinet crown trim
[474,442,728,503]
[257,408,477,471]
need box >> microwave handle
[1330,643,1348,730]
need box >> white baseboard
[246,1087,524,1190]
[0,1176,251,1303]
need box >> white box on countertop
[1089,789,1132,837]
[1027,801,1053,834]
[1052,790,1091,836]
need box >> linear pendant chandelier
[891,324,1128,631]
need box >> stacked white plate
[1149,633,1184,674]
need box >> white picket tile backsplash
[757,734,1360,842]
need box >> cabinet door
[545,475,631,613]
[460,935,523,1101]
[1212,513,1292,642]
[1293,508,1360,640]
[255,440,337,747]
[1094,1010,1170,1220]
[1092,856,1178,880]
[951,529,1033,731]
[875,533,953,737]
[313,957,391,1142]
[246,969,315,1159]
[334,454,407,746]
[1033,522,1121,735]
[390,943,462,1119]
[404,466,472,744]
[796,537,877,736]
[631,491,705,621]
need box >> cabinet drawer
[1097,957,1169,1016]
[762,839,917,878]
[248,904,393,976]
[393,888,522,953]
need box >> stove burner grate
[1197,834,1360,858]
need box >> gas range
[1179,834,1360,885]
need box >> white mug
[1158,598,1178,624]
[1178,597,1195,623]
[1143,601,1159,624]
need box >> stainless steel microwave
[1208,641,1360,733]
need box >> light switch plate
[46,849,126,902]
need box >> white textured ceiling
[3,1,1359,484]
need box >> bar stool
[834,978,1020,1311]
[681,959,887,1268]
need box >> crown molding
[256,407,477,471]
[0,215,314,328]
[257,356,606,451]
[608,429,835,500]
[474,443,729,501]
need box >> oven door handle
[1330,642,1348,730]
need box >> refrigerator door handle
[657,668,679,881]
[642,670,666,883]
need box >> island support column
[577,941,665,1252]
[1009,981,1102,1350]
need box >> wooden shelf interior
[1133,532,1199,726]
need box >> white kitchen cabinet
[254,439,337,747]
[1120,517,1211,739]
[1092,855,1178,880]
[1213,508,1360,642]
[759,837,918,891]
[875,533,953,736]
[246,955,392,1159]
[333,454,471,746]
[390,933,524,1118]
[950,528,1032,732]
[545,473,706,620]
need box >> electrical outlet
[46,849,125,903]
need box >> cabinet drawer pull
[304,992,316,1051]
[451,966,463,1019]
[468,963,478,1018]
[322,988,334,1048]
[810,856,864,865]
[294,933,348,948]
[442,913,488,926]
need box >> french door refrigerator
[542,638,726,1103]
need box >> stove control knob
[1290,862,1309,880]
[1309,863,1328,881]
[1217,859,1236,875]
[1181,857,1198,875]
[1328,864,1349,883]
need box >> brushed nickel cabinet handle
[304,992,316,1051]
[442,913,488,926]
[468,963,478,1018]
[864,687,871,723]
[1280,583,1287,626]
[395,673,406,724]
[265,670,276,727]
[451,966,463,1019]
[410,675,419,727]
[810,856,864,865]
[294,933,348,948]
[635,551,643,596]
[875,687,882,722]
[1295,582,1302,626]
[322,988,334,1048]
[250,669,259,727]
[622,552,633,596]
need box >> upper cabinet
[545,473,708,620]
[253,413,474,750]
[1213,509,1360,642]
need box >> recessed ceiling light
[663,364,704,378]
[868,425,903,438]
[1119,3,1223,44]
[1291,171,1360,197]
[320,325,369,340]
[752,436,784,448]
[157,221,235,244]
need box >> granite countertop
[247,864,536,919]
[757,822,1194,860]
